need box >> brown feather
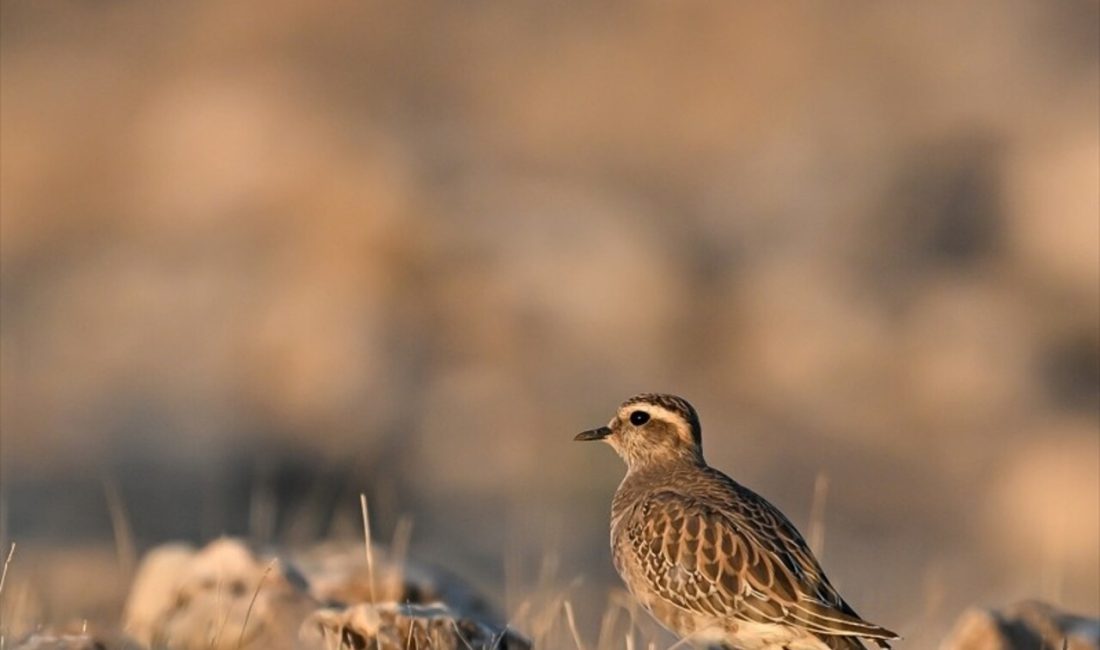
[603,394,899,648]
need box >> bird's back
[610,462,896,649]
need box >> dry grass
[807,471,829,559]
[2,1,1097,646]
[360,493,378,604]
[236,560,276,650]
[103,477,137,584]
[0,542,16,650]
[0,542,14,600]
[0,469,1005,649]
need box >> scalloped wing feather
[622,483,897,647]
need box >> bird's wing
[624,487,897,646]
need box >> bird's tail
[818,634,894,649]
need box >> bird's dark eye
[629,410,650,426]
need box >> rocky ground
[7,538,531,650]
[4,536,1098,650]
[1,2,1097,648]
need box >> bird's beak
[575,425,612,441]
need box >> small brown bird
[576,393,898,650]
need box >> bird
[575,393,899,650]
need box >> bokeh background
[1,1,1098,646]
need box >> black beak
[575,426,612,441]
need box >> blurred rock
[877,132,1005,274]
[986,429,1100,573]
[13,635,102,650]
[941,600,1100,650]
[3,2,1099,644]
[120,538,526,650]
[899,278,1032,431]
[300,602,530,650]
[294,541,499,623]
[13,632,141,650]
[121,543,196,645]
[1004,124,1100,294]
[122,538,316,650]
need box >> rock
[121,539,531,649]
[12,634,104,650]
[121,538,317,650]
[299,602,531,650]
[12,632,141,650]
[293,541,499,623]
[121,543,197,645]
[941,600,1100,650]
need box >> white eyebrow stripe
[621,404,692,440]
[636,405,682,423]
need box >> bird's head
[575,393,704,469]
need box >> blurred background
[1,1,1097,646]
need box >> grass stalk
[360,494,377,603]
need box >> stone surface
[941,600,1100,650]
[12,635,104,650]
[121,539,317,650]
[300,602,531,650]
[293,541,499,623]
[12,632,142,650]
[117,539,528,649]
